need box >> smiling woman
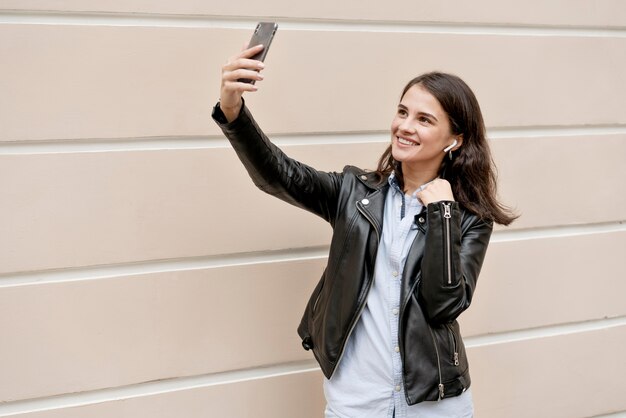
[377,72,517,226]
[393,86,455,171]
[213,45,517,418]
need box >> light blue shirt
[324,174,473,418]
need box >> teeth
[397,137,417,146]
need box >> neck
[400,164,439,195]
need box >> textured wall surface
[1,2,625,417]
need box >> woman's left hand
[416,178,455,206]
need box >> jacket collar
[354,171,389,238]
[355,170,389,191]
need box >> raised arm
[213,46,343,223]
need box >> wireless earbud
[443,139,458,153]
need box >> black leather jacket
[213,101,493,405]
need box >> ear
[443,136,463,153]
[453,135,463,151]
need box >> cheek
[421,129,444,145]
[390,117,401,133]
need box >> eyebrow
[397,104,439,122]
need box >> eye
[418,116,431,124]
[397,108,408,117]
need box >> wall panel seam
[0,245,331,287]
[0,221,624,286]
[1,126,626,155]
[490,221,626,243]
[0,360,321,417]
[0,317,624,416]
[0,11,625,37]
[592,412,626,418]
[466,316,626,348]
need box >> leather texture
[213,101,493,405]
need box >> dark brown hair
[376,72,518,225]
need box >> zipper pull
[443,203,451,219]
[454,352,459,366]
[438,383,445,400]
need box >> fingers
[222,47,266,88]
[221,67,264,99]
[243,43,265,56]
[219,44,267,117]
[233,44,265,61]
[429,178,450,188]
[223,68,265,84]
[417,179,454,205]
[222,58,265,73]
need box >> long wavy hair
[376,72,518,225]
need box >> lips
[396,136,419,146]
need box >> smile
[396,137,419,146]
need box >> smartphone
[239,22,278,84]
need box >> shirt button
[361,198,369,205]
[395,346,400,353]
[392,271,398,277]
[360,175,367,180]
[418,217,425,223]
[395,385,401,392]
[392,308,399,315]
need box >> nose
[398,117,416,134]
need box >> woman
[213,45,517,418]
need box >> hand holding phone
[220,22,278,122]
[238,22,278,84]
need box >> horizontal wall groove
[465,315,626,348]
[490,220,626,243]
[1,124,625,155]
[0,246,331,288]
[592,411,626,417]
[0,10,625,37]
[1,316,624,416]
[0,221,623,287]
[0,359,321,416]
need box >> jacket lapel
[355,185,387,238]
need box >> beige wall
[1,2,625,417]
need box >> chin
[390,148,404,164]
[390,146,413,164]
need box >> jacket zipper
[446,324,460,366]
[331,201,381,376]
[427,325,445,400]
[442,202,452,285]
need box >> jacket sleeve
[212,100,343,224]
[418,201,493,325]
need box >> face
[390,84,460,174]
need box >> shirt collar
[387,172,403,194]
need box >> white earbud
[443,139,458,153]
